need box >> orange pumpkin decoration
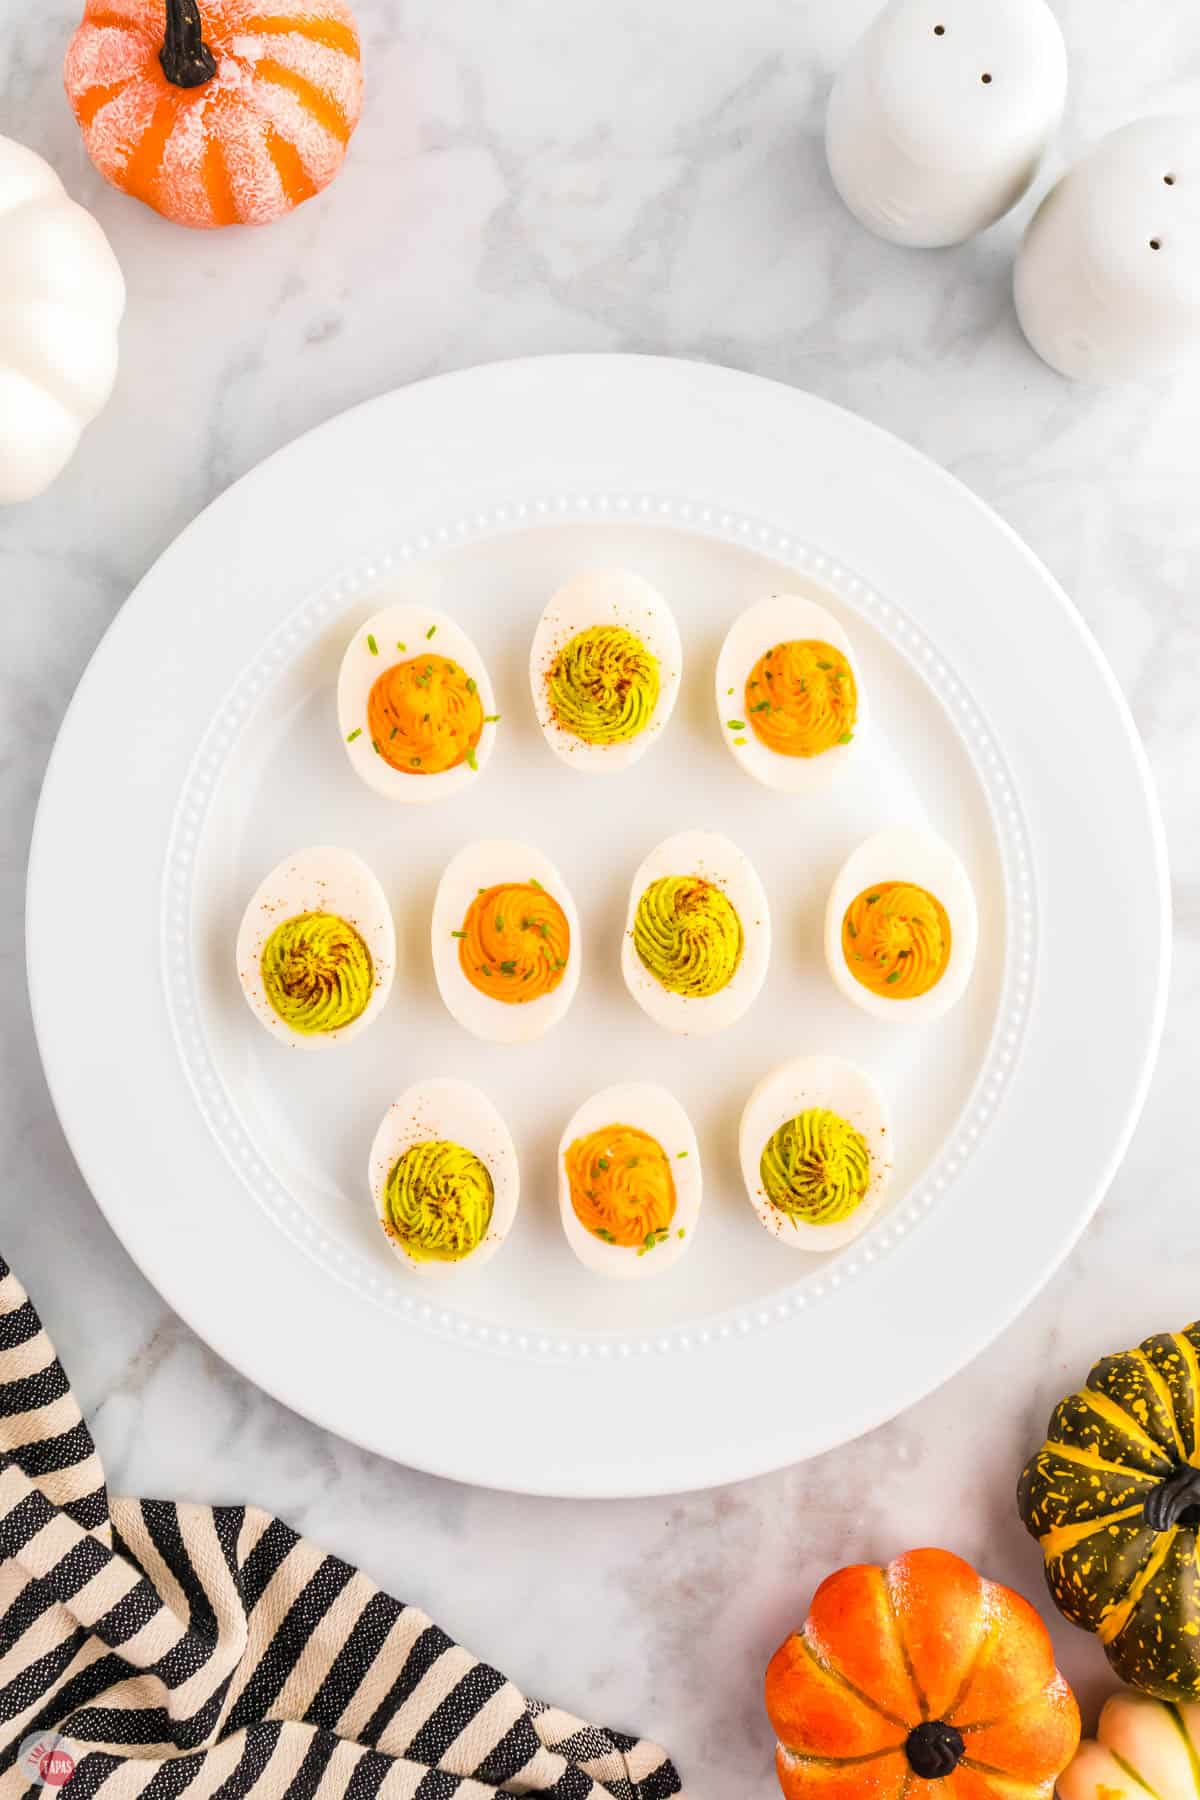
[64,0,362,229]
[765,1548,1080,1799]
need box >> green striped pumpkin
[1018,1324,1200,1699]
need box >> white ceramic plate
[27,356,1169,1497]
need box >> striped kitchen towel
[0,1258,682,1799]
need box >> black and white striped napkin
[0,1257,683,1799]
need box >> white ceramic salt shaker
[826,0,1068,248]
[1015,116,1200,381]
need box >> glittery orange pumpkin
[64,0,362,229]
[765,1548,1081,1799]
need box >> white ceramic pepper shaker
[826,0,1068,248]
[1015,115,1200,381]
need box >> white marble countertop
[4,1,1200,1790]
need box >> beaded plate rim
[160,491,1036,1366]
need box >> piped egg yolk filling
[842,880,951,998]
[547,624,659,745]
[761,1108,871,1226]
[634,876,743,998]
[744,639,856,757]
[261,911,373,1033]
[383,1139,494,1262]
[565,1124,677,1251]
[458,881,570,1003]
[367,655,483,774]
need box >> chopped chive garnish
[529,878,542,888]
[367,634,379,655]
[866,893,881,905]
[677,1228,686,1239]
[596,1229,616,1242]
[426,624,437,639]
[727,718,746,730]
[495,917,504,930]
[539,921,548,938]
[466,748,478,770]
[838,731,854,745]
[734,737,747,745]
[727,686,734,695]
[847,921,857,939]
[554,957,565,969]
[885,970,902,984]
[676,1150,688,1158]
[346,728,362,743]
[499,959,516,975]
[598,1157,610,1171]
[466,678,477,694]
[750,700,770,712]
[452,930,467,938]
[396,640,406,651]
[372,738,382,755]
[628,1157,640,1169]
[817,660,832,670]
[484,714,501,723]
[480,966,492,977]
[423,712,430,723]
[390,726,399,739]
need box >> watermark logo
[17,1732,76,1789]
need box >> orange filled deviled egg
[558,1082,701,1278]
[432,839,581,1044]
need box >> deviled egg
[739,1056,892,1250]
[338,603,498,802]
[236,846,395,1047]
[369,1078,519,1276]
[622,830,770,1036]
[530,569,682,771]
[715,591,866,791]
[432,839,581,1044]
[558,1082,701,1279]
[825,826,977,1022]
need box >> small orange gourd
[765,1547,1080,1799]
[64,0,362,229]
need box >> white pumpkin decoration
[1058,1690,1200,1799]
[0,135,125,504]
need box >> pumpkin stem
[905,1722,965,1779]
[160,0,218,88]
[1145,1463,1200,1532]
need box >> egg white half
[369,1078,520,1278]
[338,602,498,803]
[558,1082,702,1280]
[622,830,771,1036]
[824,825,978,1023]
[739,1055,892,1251]
[431,838,582,1044]
[235,846,396,1048]
[714,591,868,792]
[529,569,682,772]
